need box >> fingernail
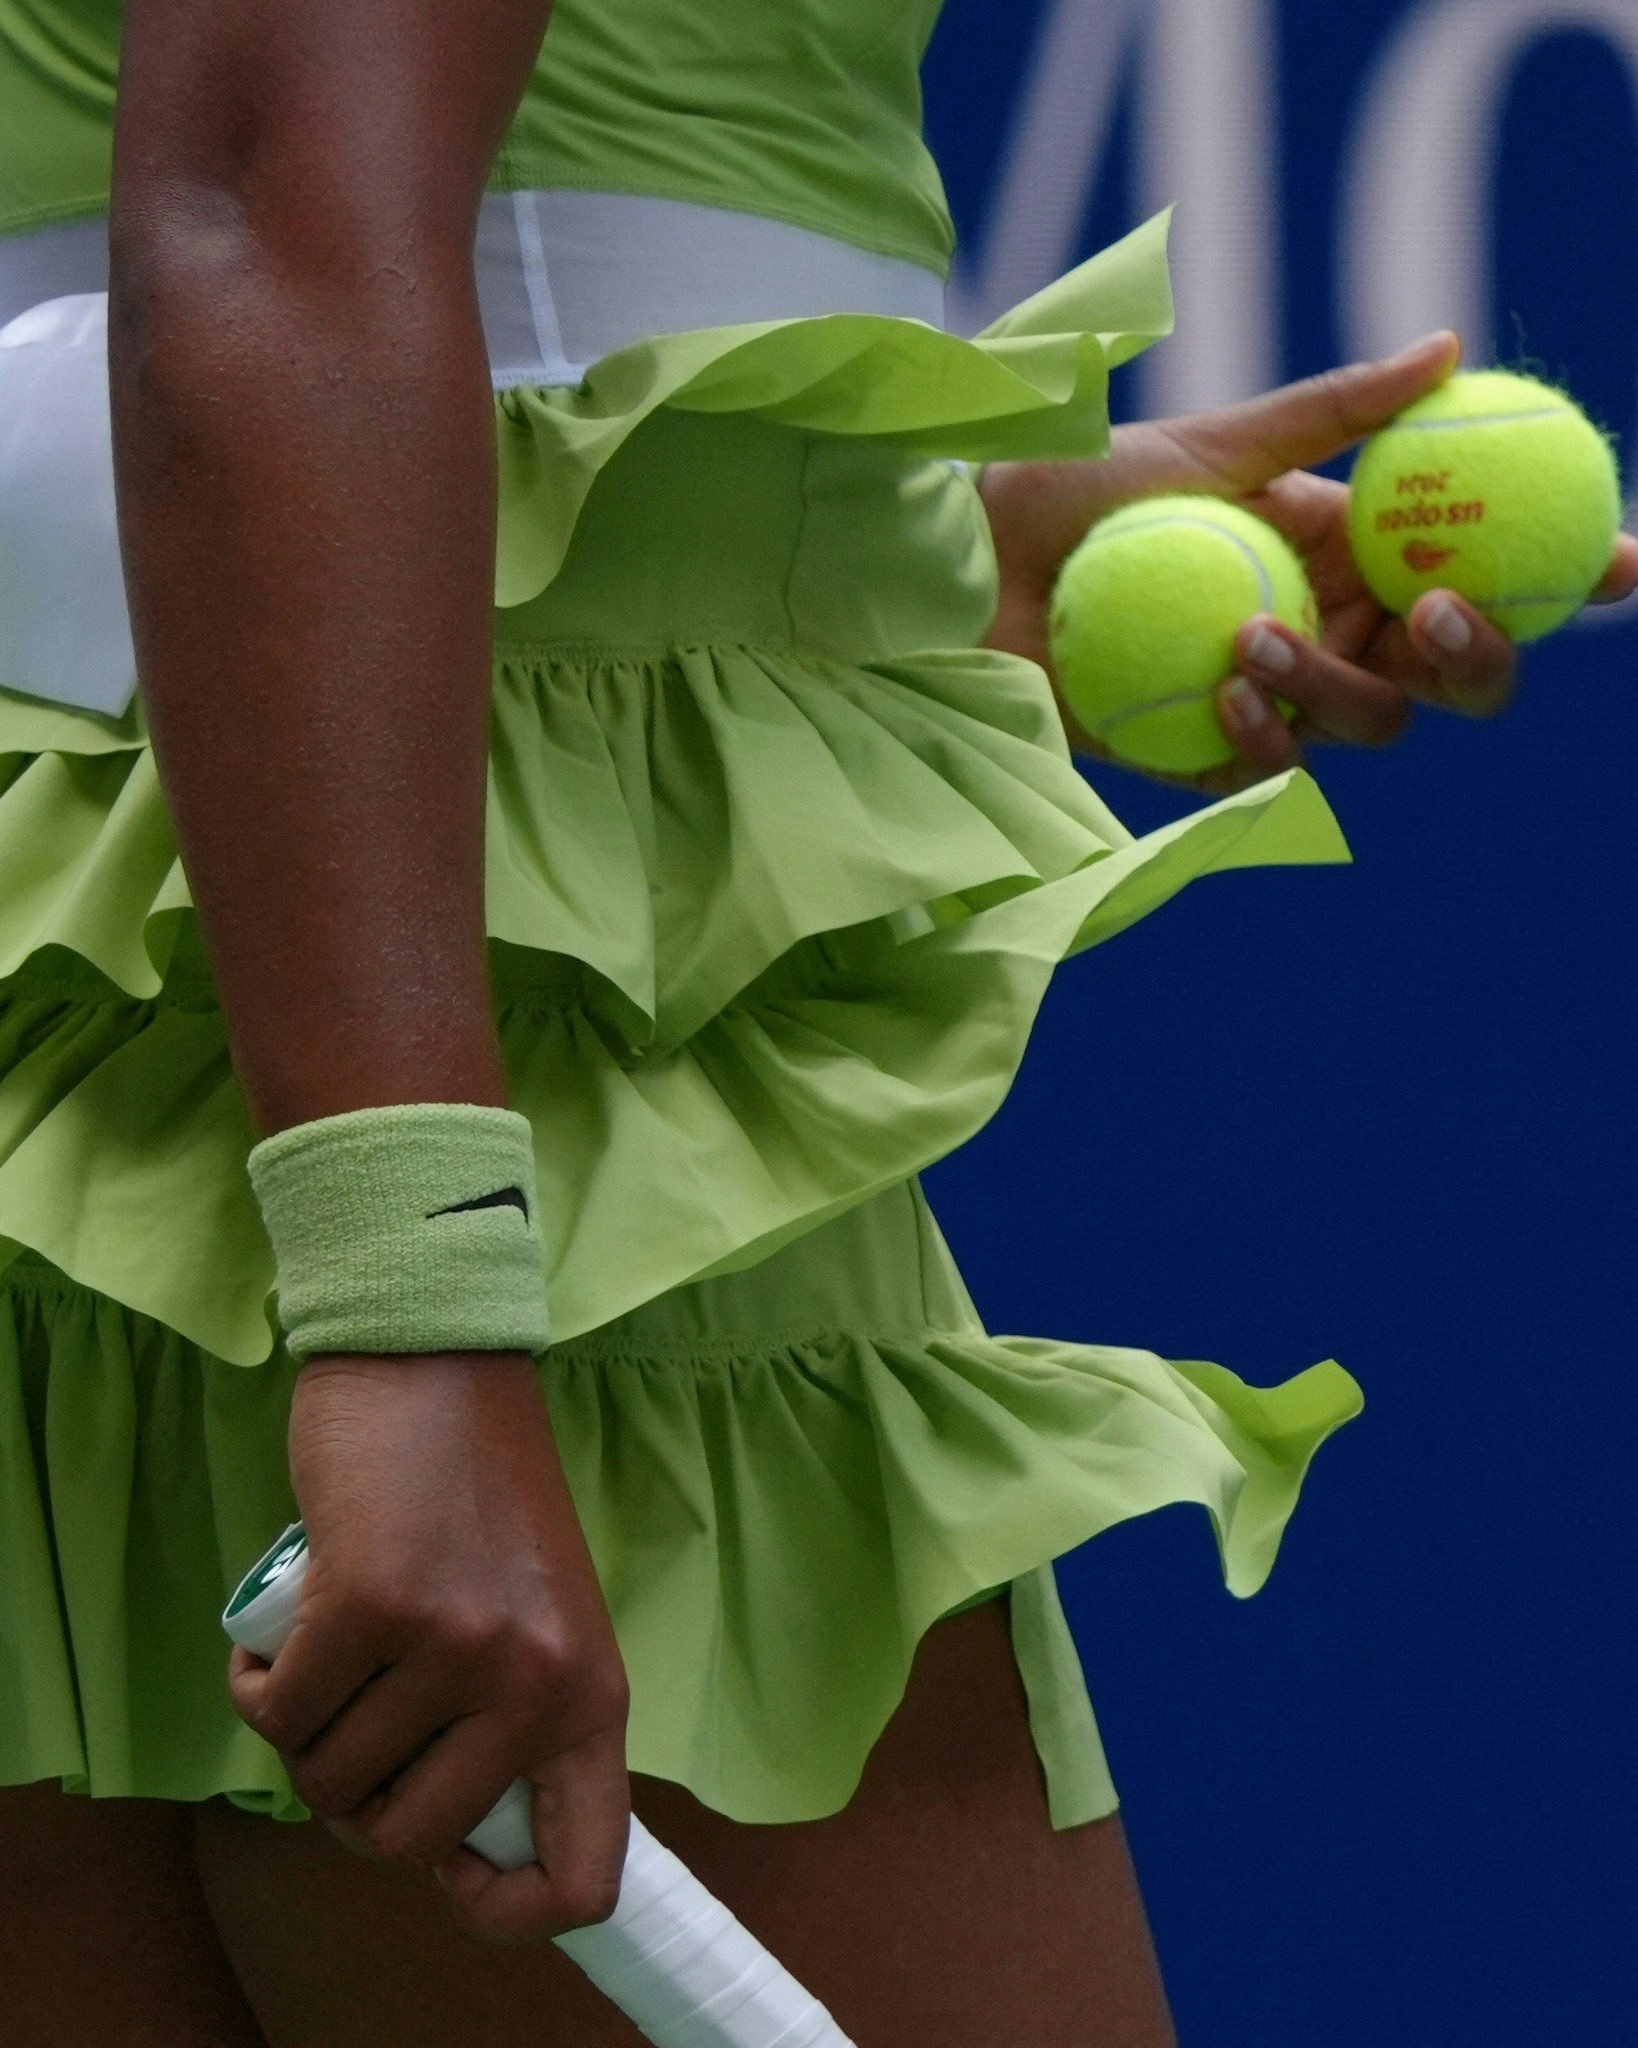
[1424,596,1472,654]
[1222,677,1269,729]
[1244,623,1297,677]
[1392,329,1458,365]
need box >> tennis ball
[1348,370,1622,644]
[1048,496,1318,775]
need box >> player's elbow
[110,96,473,360]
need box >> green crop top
[0,0,955,275]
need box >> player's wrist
[293,1346,542,1388]
[248,1101,552,1362]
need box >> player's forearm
[108,213,505,1136]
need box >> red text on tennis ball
[1347,371,1622,645]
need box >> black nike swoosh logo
[426,1185,530,1221]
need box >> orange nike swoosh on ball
[1402,542,1458,573]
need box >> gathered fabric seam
[777,432,816,647]
[904,1177,941,1333]
[0,1265,979,1364]
[551,1323,989,1362]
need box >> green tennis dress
[0,0,1363,1831]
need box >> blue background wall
[920,5,1638,2041]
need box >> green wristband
[247,1103,552,1361]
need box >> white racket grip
[223,1526,856,2048]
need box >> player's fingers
[1236,616,1412,747]
[1216,676,1305,777]
[435,1733,630,1947]
[1591,530,1638,603]
[526,1734,631,1933]
[228,1624,387,1758]
[279,1658,466,1824]
[1401,591,1518,715]
[337,1709,538,1872]
[1166,331,1461,492]
[432,1850,590,1948]
[1351,592,1518,719]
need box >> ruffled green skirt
[0,224,1362,1829]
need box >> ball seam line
[1373,408,1570,432]
[1087,513,1277,614]
[1090,683,1221,738]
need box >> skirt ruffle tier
[0,209,1363,1827]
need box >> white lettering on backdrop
[956,0,1635,448]
[951,0,1278,412]
[1344,0,1638,370]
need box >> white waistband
[0,190,948,384]
[0,193,948,718]
[478,190,946,384]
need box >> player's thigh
[0,1778,268,2048]
[639,1593,1177,2048]
[192,1596,1175,2048]
[634,1597,1171,2048]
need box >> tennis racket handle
[223,1526,856,2048]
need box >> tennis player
[2,3,1632,2044]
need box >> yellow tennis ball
[1348,370,1623,644]
[1048,496,1318,775]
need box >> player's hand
[982,331,1638,794]
[228,1352,631,1945]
